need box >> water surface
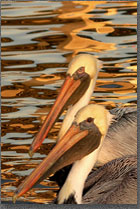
[1,0,137,204]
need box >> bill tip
[13,194,17,203]
[29,150,34,158]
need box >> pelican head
[68,54,98,79]
[75,104,112,136]
[29,54,99,157]
[13,104,113,203]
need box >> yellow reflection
[96,27,114,34]
[126,65,137,72]
[106,8,117,16]
[128,78,137,87]
[53,1,116,55]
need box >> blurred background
[1,0,137,204]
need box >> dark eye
[86,117,93,123]
[77,66,85,74]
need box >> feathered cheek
[94,119,108,137]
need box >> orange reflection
[10,124,34,129]
[52,1,116,55]
[1,89,24,98]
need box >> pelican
[13,104,137,204]
[51,106,137,187]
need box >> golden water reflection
[1,0,137,204]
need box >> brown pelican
[51,106,137,187]
[29,54,99,157]
[13,104,137,204]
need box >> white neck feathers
[57,141,103,204]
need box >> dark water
[1,1,137,204]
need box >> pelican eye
[77,66,85,74]
[86,117,93,123]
